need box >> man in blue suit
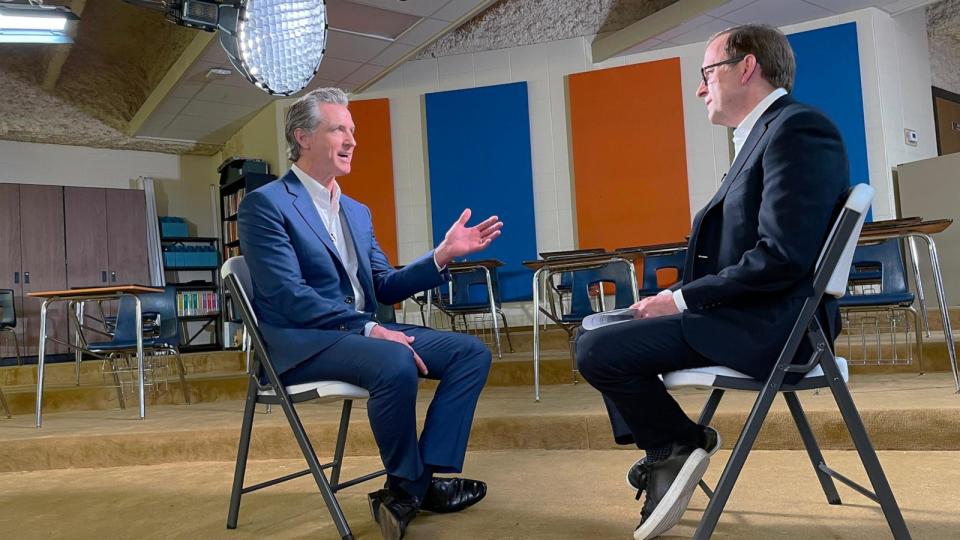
[576,24,849,539]
[238,87,502,540]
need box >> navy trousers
[281,323,492,483]
[575,314,715,449]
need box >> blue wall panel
[788,23,870,218]
[424,82,537,302]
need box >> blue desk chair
[0,289,22,366]
[638,249,685,297]
[837,238,923,370]
[434,266,513,358]
[86,286,191,406]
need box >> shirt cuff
[657,288,687,312]
[363,321,379,336]
[432,250,446,271]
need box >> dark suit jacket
[237,170,450,375]
[678,94,848,380]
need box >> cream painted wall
[0,139,220,238]
[220,101,286,175]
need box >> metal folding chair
[221,256,385,540]
[0,289,22,366]
[663,184,910,539]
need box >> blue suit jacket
[678,95,848,380]
[237,170,450,375]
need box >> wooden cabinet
[19,184,69,355]
[0,184,24,359]
[0,183,150,360]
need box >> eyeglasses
[700,55,747,85]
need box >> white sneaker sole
[633,449,710,540]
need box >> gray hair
[712,24,796,92]
[285,87,350,162]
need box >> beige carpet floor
[1,450,956,539]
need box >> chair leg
[173,348,192,405]
[821,357,912,539]
[227,378,259,529]
[693,378,782,539]
[330,400,354,487]
[782,391,842,505]
[108,355,126,410]
[12,329,22,367]
[499,311,514,353]
[697,388,725,425]
[276,386,354,539]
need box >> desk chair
[222,256,385,540]
[662,184,909,539]
[433,266,513,358]
[838,239,923,370]
[0,289,22,366]
[638,250,685,298]
[85,286,191,407]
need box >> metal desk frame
[29,285,162,427]
[524,253,639,401]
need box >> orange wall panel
[344,98,399,265]
[568,58,691,251]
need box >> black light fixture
[125,0,328,96]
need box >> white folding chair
[222,256,385,540]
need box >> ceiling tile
[709,0,759,17]
[369,42,417,66]
[194,83,272,108]
[343,63,387,85]
[658,14,715,42]
[433,0,483,22]
[667,17,740,45]
[346,0,454,18]
[325,30,391,63]
[316,56,364,81]
[723,0,834,27]
[805,0,885,13]
[180,99,259,120]
[397,17,450,46]
[327,0,422,38]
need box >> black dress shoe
[631,441,711,540]
[420,477,487,513]
[368,488,419,540]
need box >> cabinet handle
[111,271,117,283]
[24,272,30,284]
[13,272,18,284]
[102,271,107,283]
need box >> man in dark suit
[576,24,849,540]
[238,88,502,540]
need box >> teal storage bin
[159,217,189,238]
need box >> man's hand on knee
[631,295,679,319]
[369,325,429,375]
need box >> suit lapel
[703,94,794,213]
[283,173,340,259]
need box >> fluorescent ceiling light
[0,3,79,44]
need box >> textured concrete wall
[418,0,677,59]
[0,0,216,155]
[928,0,960,95]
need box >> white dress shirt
[291,165,379,335]
[669,88,788,313]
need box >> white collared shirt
[668,88,787,313]
[732,87,787,159]
[291,164,376,333]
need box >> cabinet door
[0,183,25,360]
[64,187,110,288]
[105,188,150,285]
[19,184,69,355]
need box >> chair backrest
[848,239,909,295]
[112,286,180,344]
[222,256,256,324]
[0,289,15,327]
[448,267,501,307]
[568,261,635,319]
[817,183,874,298]
[640,250,685,293]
